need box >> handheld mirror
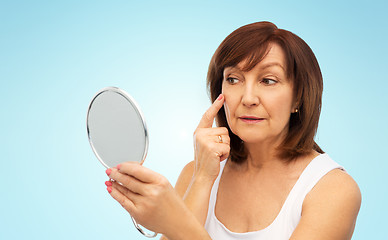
[87,87,157,238]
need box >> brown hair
[207,21,324,163]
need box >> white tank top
[204,153,344,239]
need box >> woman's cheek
[223,101,230,121]
[223,98,234,129]
[222,86,236,129]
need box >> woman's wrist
[192,171,217,186]
[181,174,215,225]
[185,174,215,200]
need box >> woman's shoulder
[304,158,361,211]
[289,152,362,238]
[311,167,361,200]
[293,165,361,238]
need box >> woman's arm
[160,159,218,240]
[160,161,212,240]
[161,94,230,240]
[170,94,229,224]
[178,161,215,224]
[290,169,361,240]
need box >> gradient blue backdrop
[1,0,387,239]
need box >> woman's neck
[230,140,284,173]
[253,133,286,159]
[231,141,319,176]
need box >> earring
[295,108,298,113]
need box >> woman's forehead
[224,43,287,73]
[263,44,286,66]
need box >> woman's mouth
[239,116,265,124]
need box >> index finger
[116,162,160,183]
[197,94,225,128]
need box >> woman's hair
[207,21,324,163]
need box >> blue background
[1,0,387,239]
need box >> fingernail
[105,169,112,176]
[116,164,121,170]
[105,181,112,187]
[217,94,223,101]
[107,187,112,193]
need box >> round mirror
[87,87,148,167]
[86,87,157,238]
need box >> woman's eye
[262,78,277,85]
[226,77,239,84]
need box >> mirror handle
[131,216,158,238]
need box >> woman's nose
[241,86,259,107]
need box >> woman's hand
[105,163,212,240]
[105,162,184,235]
[193,94,230,182]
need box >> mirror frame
[86,86,149,169]
[86,87,157,238]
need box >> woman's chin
[238,133,282,146]
[238,135,267,144]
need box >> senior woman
[105,21,361,240]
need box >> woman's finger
[107,168,146,195]
[194,127,229,145]
[196,126,229,136]
[110,181,141,202]
[107,183,136,214]
[197,94,225,128]
[116,162,161,184]
[216,143,230,161]
[215,134,230,145]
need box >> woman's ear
[292,101,299,113]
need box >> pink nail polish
[107,187,112,193]
[105,181,112,187]
[116,164,121,170]
[105,169,112,176]
[217,94,223,101]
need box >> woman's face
[222,43,296,145]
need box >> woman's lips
[239,116,265,124]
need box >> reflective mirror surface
[87,87,148,168]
